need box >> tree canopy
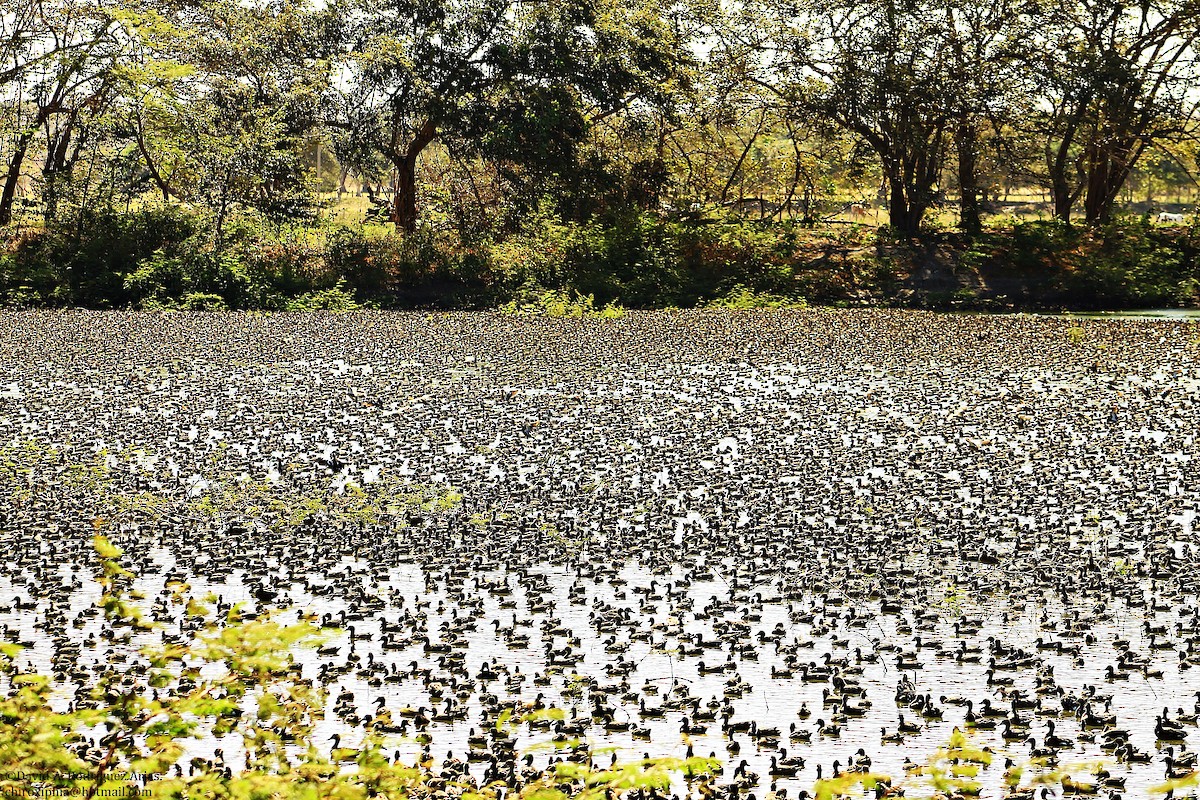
[1,0,1198,240]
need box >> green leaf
[94,534,123,559]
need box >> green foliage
[324,226,495,308]
[330,0,690,231]
[959,219,1200,308]
[930,582,969,617]
[1151,770,1200,797]
[3,0,1200,314]
[179,292,230,311]
[285,279,362,311]
[2,208,198,307]
[499,290,625,318]
[491,210,825,308]
[813,771,891,800]
[705,284,807,309]
[3,207,1197,310]
[1066,219,1199,307]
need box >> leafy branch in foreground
[0,535,723,800]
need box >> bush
[498,289,625,318]
[326,225,390,297]
[3,207,199,306]
[285,279,362,311]
[0,250,48,306]
[123,248,258,309]
[705,284,807,309]
[959,218,1199,308]
[3,205,1195,310]
[180,292,229,311]
[1062,219,1198,306]
[490,209,812,308]
[326,226,497,308]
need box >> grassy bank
[2,208,1197,311]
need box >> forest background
[2,0,1199,311]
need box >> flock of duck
[0,310,1198,800]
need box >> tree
[941,0,1032,233]
[748,0,960,235]
[1033,0,1200,224]
[0,0,124,225]
[328,0,690,232]
[115,0,329,240]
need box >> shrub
[326,226,497,308]
[326,225,391,297]
[958,218,1199,308]
[285,279,362,311]
[3,205,1196,310]
[1065,219,1198,307]
[705,283,807,309]
[122,249,188,304]
[498,289,625,318]
[179,292,229,311]
[4,207,199,306]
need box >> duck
[1164,747,1198,770]
[1000,720,1026,741]
[749,721,781,739]
[769,756,800,777]
[1156,712,1188,742]
[1025,737,1057,760]
[327,734,358,762]
[816,718,841,736]
[1163,755,1196,780]
[1104,665,1130,681]
[1044,721,1075,749]
[788,724,812,742]
[1060,776,1099,795]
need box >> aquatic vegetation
[0,437,460,536]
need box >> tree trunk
[214,169,232,248]
[0,138,31,226]
[1083,140,1123,225]
[1083,134,1145,226]
[391,154,419,232]
[134,127,172,203]
[42,122,75,224]
[888,180,905,231]
[1051,174,1073,223]
[887,173,923,236]
[388,120,437,234]
[1046,119,1081,224]
[956,121,981,234]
